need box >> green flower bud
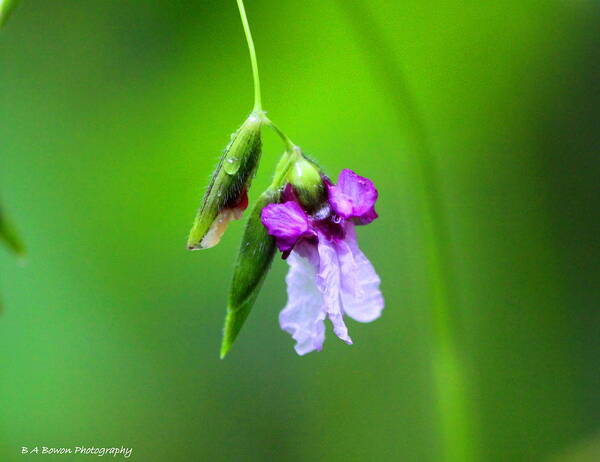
[0,0,19,28]
[287,155,325,212]
[0,204,25,256]
[220,189,279,358]
[187,112,263,250]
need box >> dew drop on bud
[187,112,262,250]
[224,157,241,175]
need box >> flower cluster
[261,169,384,355]
[183,0,385,357]
[187,116,385,357]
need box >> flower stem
[268,151,294,190]
[262,116,297,152]
[234,1,298,156]
[236,0,262,112]
[337,2,478,461]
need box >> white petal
[339,225,384,323]
[279,248,326,355]
[316,237,352,345]
[199,206,244,249]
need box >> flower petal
[261,201,311,252]
[339,224,384,322]
[356,206,378,226]
[279,245,326,355]
[199,205,245,249]
[335,238,360,298]
[327,185,353,218]
[328,169,378,222]
[315,236,353,345]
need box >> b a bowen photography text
[20,447,133,458]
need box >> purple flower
[260,200,314,253]
[327,169,378,225]
[261,169,384,355]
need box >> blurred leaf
[550,432,600,462]
[220,189,278,358]
[0,0,19,28]
[0,205,25,256]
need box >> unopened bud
[287,155,325,212]
[220,189,279,358]
[187,112,263,250]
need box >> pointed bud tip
[220,309,236,359]
[219,345,230,360]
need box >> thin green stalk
[268,144,303,190]
[263,116,297,152]
[236,0,262,112]
[235,1,298,154]
[336,2,477,461]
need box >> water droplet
[224,156,240,175]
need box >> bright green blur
[0,0,19,28]
[1,1,599,461]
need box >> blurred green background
[1,0,599,460]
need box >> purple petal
[279,245,326,355]
[281,183,298,202]
[315,235,352,345]
[327,169,378,222]
[339,224,384,322]
[356,206,378,225]
[261,201,311,252]
[327,186,353,217]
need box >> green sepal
[0,0,20,28]
[220,189,279,358]
[0,205,25,256]
[187,112,263,250]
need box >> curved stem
[262,116,296,152]
[234,1,298,155]
[336,2,477,461]
[236,0,262,112]
[268,151,294,190]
